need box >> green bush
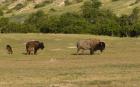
[64,0,72,6]
[40,16,59,33]
[57,12,91,33]
[13,3,25,10]
[1,23,38,33]
[34,0,53,8]
[34,3,46,8]
[75,0,83,3]
[0,9,4,16]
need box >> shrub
[0,9,3,16]
[13,3,24,10]
[75,0,83,3]
[1,23,38,33]
[34,3,46,8]
[49,8,56,12]
[64,0,72,6]
[34,0,53,8]
[40,16,59,33]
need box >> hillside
[0,0,140,21]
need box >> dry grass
[101,0,137,16]
[0,34,140,87]
[6,0,140,23]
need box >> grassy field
[0,34,140,87]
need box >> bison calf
[6,45,13,54]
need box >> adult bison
[26,40,44,55]
[76,39,105,55]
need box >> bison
[26,40,44,55]
[6,45,13,54]
[76,39,105,55]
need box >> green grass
[0,34,140,87]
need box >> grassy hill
[0,0,140,22]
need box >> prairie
[0,34,140,87]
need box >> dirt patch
[50,48,63,51]
[49,58,57,63]
[67,46,76,49]
[54,39,62,41]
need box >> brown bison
[76,39,105,55]
[6,45,13,54]
[26,40,44,55]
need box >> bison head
[38,42,45,50]
[98,41,105,52]
[94,41,105,52]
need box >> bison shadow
[72,52,101,55]
[22,52,35,55]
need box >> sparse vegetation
[34,3,46,8]
[64,0,72,6]
[112,0,119,2]
[75,0,83,3]
[129,0,140,6]
[13,3,25,10]
[6,9,13,13]
[135,0,140,4]
[64,0,83,6]
[34,0,53,8]
[49,8,56,12]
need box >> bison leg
[11,51,13,54]
[81,49,84,55]
[100,49,103,53]
[26,49,31,55]
[29,51,31,55]
[26,46,30,55]
[77,48,80,55]
[34,49,37,55]
[10,51,13,54]
[90,48,94,55]
[90,49,93,55]
[27,50,30,55]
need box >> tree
[92,13,120,36]
[57,12,90,33]
[0,17,9,33]
[25,10,45,27]
[129,7,140,25]
[0,9,4,16]
[118,8,140,37]
[40,16,60,33]
[81,0,102,21]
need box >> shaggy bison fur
[77,38,105,55]
[26,40,44,55]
